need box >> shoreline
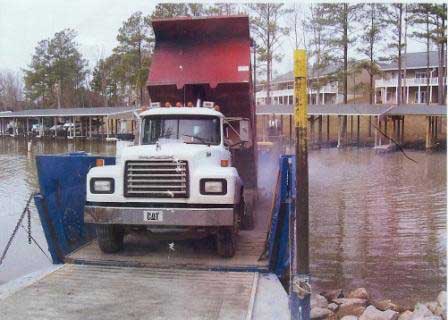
[311,287,446,320]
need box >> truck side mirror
[223,118,252,149]
[133,111,141,145]
[239,119,250,143]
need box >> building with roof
[255,63,371,107]
[374,51,446,104]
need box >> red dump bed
[146,15,254,120]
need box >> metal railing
[376,77,446,87]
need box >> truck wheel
[240,197,254,231]
[96,224,124,253]
[216,228,236,258]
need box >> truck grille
[124,160,189,198]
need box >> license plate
[143,210,163,222]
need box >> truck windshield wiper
[182,134,212,145]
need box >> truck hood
[121,141,222,162]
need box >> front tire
[96,224,124,253]
[216,228,236,258]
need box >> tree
[113,11,153,106]
[384,4,405,105]
[304,5,333,105]
[24,29,87,108]
[0,71,23,111]
[429,4,447,104]
[356,4,387,104]
[206,3,239,16]
[409,4,436,104]
[246,4,290,104]
[91,54,126,107]
[318,4,360,104]
[151,4,189,18]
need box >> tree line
[300,3,446,106]
[0,3,446,111]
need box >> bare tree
[0,71,23,111]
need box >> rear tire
[96,224,124,253]
[216,228,236,258]
[240,196,254,230]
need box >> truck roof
[139,107,224,118]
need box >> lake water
[0,138,445,307]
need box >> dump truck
[84,15,257,258]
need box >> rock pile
[310,289,446,320]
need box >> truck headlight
[90,178,115,194]
[200,179,227,195]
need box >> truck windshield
[142,115,221,145]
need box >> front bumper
[84,205,234,226]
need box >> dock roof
[256,104,447,116]
[0,106,140,118]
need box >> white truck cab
[84,106,246,257]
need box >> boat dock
[256,103,447,149]
[0,106,139,140]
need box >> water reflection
[0,138,115,284]
[309,149,446,307]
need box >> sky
[0,0,156,74]
[0,1,428,80]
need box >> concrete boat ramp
[0,204,289,320]
[0,263,288,320]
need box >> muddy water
[308,149,446,307]
[0,138,446,307]
[0,138,115,284]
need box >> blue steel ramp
[34,152,115,263]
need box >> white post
[72,117,76,138]
[406,86,409,104]
[374,89,377,104]
[322,93,325,104]
[418,86,421,104]
[429,85,433,104]
[106,116,109,139]
[40,117,44,137]
[385,87,388,104]
[89,117,92,139]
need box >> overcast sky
[0,0,156,74]
[0,1,429,79]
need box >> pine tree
[113,12,153,106]
[304,5,333,105]
[246,4,290,104]
[356,4,387,104]
[383,4,405,105]
[24,29,87,108]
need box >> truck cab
[85,105,247,257]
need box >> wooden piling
[292,49,310,319]
[357,115,360,146]
[425,116,432,149]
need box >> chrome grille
[124,160,189,198]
